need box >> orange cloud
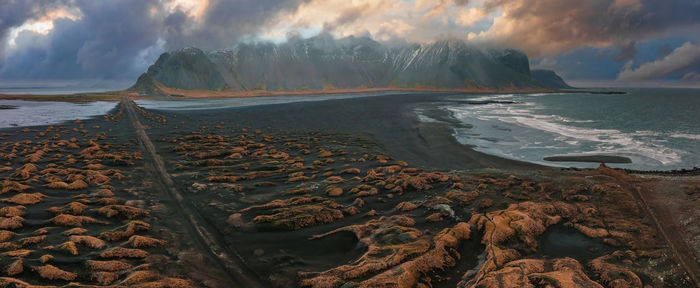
[6,6,82,47]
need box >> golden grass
[36,264,77,281]
[128,235,166,248]
[45,181,70,189]
[39,254,53,263]
[67,179,89,190]
[1,180,31,194]
[92,271,120,285]
[97,205,149,219]
[0,216,23,230]
[87,260,133,272]
[0,206,25,217]
[51,214,107,226]
[86,172,110,185]
[207,175,241,183]
[24,149,46,163]
[6,258,23,276]
[70,235,106,249]
[61,227,88,236]
[1,249,31,257]
[99,220,150,242]
[0,230,15,242]
[127,277,195,288]
[1,193,45,205]
[58,241,78,255]
[47,201,88,215]
[99,247,149,259]
[18,235,46,247]
[11,163,37,180]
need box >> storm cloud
[0,0,699,85]
[474,0,700,57]
[618,42,700,81]
[0,0,304,82]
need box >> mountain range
[130,36,572,94]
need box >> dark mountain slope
[133,36,553,92]
[531,69,573,89]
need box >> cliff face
[132,36,561,92]
[531,69,573,89]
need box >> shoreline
[1,89,697,175]
[145,85,558,99]
[0,84,638,104]
[0,86,558,103]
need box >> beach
[0,92,697,287]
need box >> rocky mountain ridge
[130,36,571,93]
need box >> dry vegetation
[159,119,682,288]
[0,98,687,287]
[0,104,191,286]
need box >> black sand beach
[158,93,543,171]
[0,93,698,287]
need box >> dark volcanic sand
[153,92,542,171]
[0,92,697,287]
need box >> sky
[0,0,699,88]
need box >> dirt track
[634,182,700,286]
[123,95,262,287]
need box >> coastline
[0,86,557,103]
[144,85,557,99]
[2,88,697,174]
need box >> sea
[420,88,700,171]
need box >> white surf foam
[669,133,700,140]
[443,99,685,166]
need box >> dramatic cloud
[0,1,74,55]
[0,0,698,85]
[259,0,497,44]
[618,42,700,81]
[262,0,700,57]
[0,0,304,82]
[159,0,306,50]
[472,0,700,57]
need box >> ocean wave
[669,133,700,140]
[510,116,681,165]
[461,94,514,102]
[444,104,684,166]
[523,93,565,97]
